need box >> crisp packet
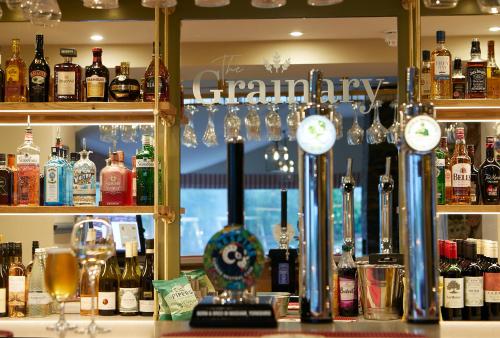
[183,269,216,293]
[154,276,198,321]
[153,280,172,320]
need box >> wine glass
[182,105,198,148]
[286,103,300,141]
[347,102,364,145]
[203,105,218,147]
[99,125,118,144]
[71,218,115,335]
[82,0,119,9]
[329,103,343,140]
[265,104,282,141]
[366,101,388,145]
[6,0,23,10]
[245,104,261,141]
[139,124,154,138]
[387,101,401,144]
[224,105,242,142]
[120,125,138,143]
[31,0,62,28]
[141,0,177,7]
[45,248,79,334]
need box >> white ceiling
[421,15,500,37]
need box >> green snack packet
[153,280,172,320]
[183,269,216,293]
[157,276,198,321]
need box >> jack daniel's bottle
[466,38,487,99]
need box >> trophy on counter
[190,137,277,328]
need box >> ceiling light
[290,31,303,37]
[90,34,104,41]
[490,26,500,32]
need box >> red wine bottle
[462,240,483,320]
[442,241,464,321]
[484,241,500,320]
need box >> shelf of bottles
[437,205,500,215]
[432,99,500,122]
[0,206,154,215]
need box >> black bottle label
[467,67,487,94]
[30,70,48,99]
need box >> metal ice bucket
[358,264,404,320]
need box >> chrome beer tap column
[297,69,335,323]
[342,158,355,256]
[379,157,394,254]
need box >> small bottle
[463,241,483,321]
[0,154,13,206]
[483,241,500,320]
[109,62,141,102]
[80,264,98,316]
[450,127,471,205]
[17,121,41,206]
[143,43,169,102]
[98,255,119,316]
[421,50,431,100]
[467,145,480,205]
[136,135,154,206]
[139,239,154,316]
[73,139,97,206]
[466,38,488,99]
[44,147,66,206]
[337,244,358,317]
[479,137,500,205]
[8,242,26,317]
[85,48,109,102]
[431,30,452,99]
[451,58,466,99]
[5,38,27,102]
[7,154,18,206]
[27,249,51,317]
[442,241,464,321]
[54,48,82,102]
[28,34,50,102]
[487,40,500,99]
[120,242,140,316]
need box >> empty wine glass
[82,0,119,9]
[6,0,23,10]
[139,124,154,137]
[99,125,118,144]
[31,0,62,27]
[287,103,300,141]
[329,103,343,140]
[387,101,401,144]
[203,105,218,147]
[141,0,177,7]
[182,105,198,148]
[224,105,242,142]
[71,218,115,335]
[366,101,388,145]
[265,104,282,141]
[120,125,138,143]
[245,104,261,141]
[347,102,364,145]
[195,0,230,7]
[20,0,34,19]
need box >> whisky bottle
[467,145,480,205]
[17,123,40,206]
[54,48,82,102]
[119,242,140,316]
[27,249,51,317]
[452,58,466,99]
[442,241,464,321]
[450,127,471,204]
[80,264,98,316]
[139,239,154,316]
[85,48,109,102]
[487,40,500,99]
[5,39,27,102]
[466,38,488,99]
[479,137,500,205]
[98,256,118,316]
[436,137,448,205]
[0,154,13,206]
[73,139,97,206]
[431,30,452,99]
[136,135,154,206]
[421,50,431,100]
[143,44,169,102]
[8,242,26,317]
[0,54,5,102]
[28,34,50,102]
[109,62,141,102]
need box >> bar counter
[2,316,500,338]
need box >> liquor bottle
[0,154,13,206]
[139,239,154,316]
[131,156,137,205]
[80,264,98,316]
[479,137,500,204]
[450,127,471,205]
[136,135,154,206]
[466,38,488,99]
[484,241,500,320]
[436,137,448,205]
[0,54,5,102]
[119,242,140,316]
[463,241,483,320]
[143,44,169,102]
[451,58,466,99]
[27,249,51,317]
[59,148,72,206]
[5,39,27,102]
[109,62,141,102]
[85,48,109,102]
[70,152,79,167]
[73,139,97,206]
[44,147,65,206]
[7,154,18,206]
[442,241,464,320]
[0,242,7,317]
[467,145,480,205]
[421,50,431,100]
[100,152,129,206]
[28,34,50,102]
[8,242,26,317]
[431,30,452,100]
[54,48,81,102]
[119,150,134,206]
[17,122,40,206]
[337,244,357,317]
[98,256,118,316]
[487,40,500,99]
[26,240,39,275]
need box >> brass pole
[153,3,160,320]
[415,0,421,101]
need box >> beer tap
[379,157,394,255]
[341,158,355,256]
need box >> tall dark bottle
[98,255,119,316]
[442,241,464,321]
[467,145,479,205]
[139,239,154,316]
[463,241,483,320]
[28,34,50,102]
[479,137,500,204]
[484,241,500,320]
[85,48,109,102]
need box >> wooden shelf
[0,205,154,215]
[437,205,500,214]
[430,99,500,122]
[0,102,175,124]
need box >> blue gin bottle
[44,147,65,206]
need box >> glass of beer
[45,248,79,333]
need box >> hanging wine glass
[141,0,177,8]
[347,102,364,145]
[20,0,34,19]
[244,104,261,141]
[328,103,343,140]
[6,0,23,10]
[139,124,154,137]
[182,105,198,148]
[251,0,286,8]
[120,125,138,143]
[224,105,242,142]
[195,0,230,7]
[366,101,388,145]
[265,103,282,141]
[203,105,218,147]
[387,101,401,144]
[286,103,300,141]
[99,125,118,144]
[31,0,62,27]
[82,0,119,9]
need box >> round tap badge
[296,115,336,155]
[203,225,265,291]
[404,115,441,153]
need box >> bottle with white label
[337,244,357,317]
[73,138,97,206]
[442,241,464,320]
[484,241,500,320]
[16,120,40,206]
[450,127,471,205]
[136,135,154,206]
[98,255,118,316]
[120,242,139,316]
[462,241,483,320]
[8,242,26,317]
[431,30,452,99]
[43,147,65,206]
[140,239,154,316]
[27,249,51,317]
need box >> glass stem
[88,264,100,331]
[58,301,66,328]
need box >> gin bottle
[44,147,65,206]
[136,135,154,206]
[17,120,40,206]
[100,152,129,206]
[27,249,50,317]
[73,139,97,206]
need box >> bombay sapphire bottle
[44,147,65,206]
[73,139,97,206]
[60,149,73,206]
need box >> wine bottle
[8,242,26,317]
[139,239,154,316]
[98,256,118,316]
[463,240,483,320]
[442,241,464,320]
[484,241,500,320]
[119,242,139,316]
